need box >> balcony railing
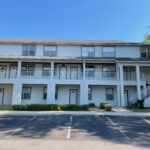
[85,71,116,80]
[21,70,51,79]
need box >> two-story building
[0,38,150,107]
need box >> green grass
[0,106,13,111]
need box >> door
[9,65,17,78]
[69,89,77,104]
[124,90,129,106]
[70,67,78,79]
[0,66,6,79]
[0,89,4,105]
[60,67,67,79]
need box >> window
[22,87,31,100]
[86,65,95,77]
[102,47,115,57]
[82,47,94,57]
[42,64,51,76]
[22,44,36,56]
[55,87,58,99]
[43,87,47,100]
[88,87,92,100]
[43,46,57,56]
[106,88,114,100]
[141,47,150,58]
[21,63,35,76]
[102,65,116,77]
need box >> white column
[12,82,22,105]
[47,83,55,104]
[136,65,141,99]
[17,61,21,78]
[51,61,54,80]
[119,64,125,107]
[80,82,88,105]
[83,61,86,79]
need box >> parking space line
[144,118,150,124]
[5,116,37,139]
[107,117,130,140]
[67,116,73,139]
[28,116,37,122]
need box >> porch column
[116,64,121,106]
[12,82,22,105]
[136,65,141,99]
[17,61,21,79]
[47,83,55,104]
[51,61,54,80]
[83,61,86,79]
[80,83,88,104]
[119,64,125,106]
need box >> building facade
[0,38,150,107]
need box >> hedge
[12,104,89,111]
[100,102,112,111]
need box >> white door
[0,89,4,105]
[9,65,17,78]
[70,67,78,79]
[0,66,6,79]
[124,90,129,106]
[60,67,67,79]
[70,89,77,104]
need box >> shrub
[26,104,50,111]
[100,102,108,109]
[104,104,112,111]
[12,105,27,111]
[88,103,95,107]
[137,99,144,109]
[59,104,89,111]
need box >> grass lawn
[127,108,150,112]
[0,106,13,111]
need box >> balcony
[21,70,51,79]
[85,71,116,80]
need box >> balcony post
[51,61,54,80]
[119,64,125,107]
[83,61,86,79]
[136,65,141,99]
[17,61,21,78]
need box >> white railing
[21,71,51,79]
[123,72,136,81]
[85,71,116,80]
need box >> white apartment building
[0,38,150,107]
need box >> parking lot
[0,115,149,150]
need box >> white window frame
[141,47,150,58]
[22,44,36,56]
[106,88,114,101]
[82,47,95,57]
[43,87,47,100]
[43,46,57,57]
[102,47,115,57]
[22,87,31,100]
[88,87,92,100]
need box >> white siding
[57,46,81,57]
[0,44,22,56]
[116,46,140,58]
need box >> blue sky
[0,0,150,42]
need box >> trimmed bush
[100,102,108,109]
[11,104,89,111]
[12,105,27,111]
[104,104,112,111]
[88,103,95,107]
[137,99,144,109]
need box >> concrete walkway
[0,110,150,117]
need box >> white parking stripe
[28,116,37,122]
[107,117,130,140]
[67,116,73,139]
[144,119,150,124]
[6,116,37,139]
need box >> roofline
[0,38,147,46]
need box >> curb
[0,111,150,117]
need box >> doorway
[0,89,4,105]
[70,67,78,79]
[69,89,78,104]
[124,90,129,106]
